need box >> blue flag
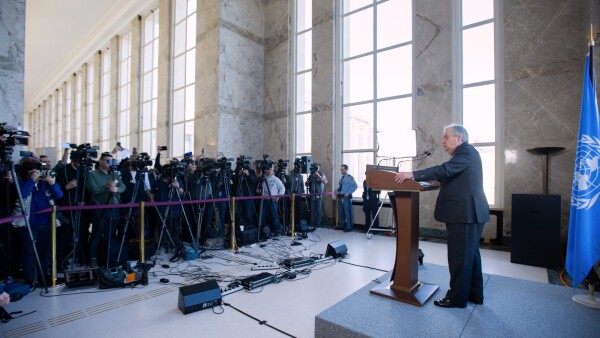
[566,48,600,288]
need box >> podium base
[370,281,439,307]
[572,294,600,309]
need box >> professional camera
[276,159,289,177]
[108,159,121,173]
[217,157,233,176]
[236,155,252,171]
[310,163,321,174]
[36,161,57,178]
[198,157,218,179]
[70,143,99,167]
[133,152,153,172]
[162,159,186,178]
[0,123,30,167]
[180,152,195,169]
[257,154,274,172]
[158,145,168,151]
[292,158,303,173]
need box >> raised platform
[315,264,600,337]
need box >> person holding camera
[87,152,126,268]
[259,164,285,237]
[13,157,63,286]
[306,164,328,227]
[153,163,185,261]
[232,158,257,226]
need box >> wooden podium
[366,165,440,306]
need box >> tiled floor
[0,228,548,338]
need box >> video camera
[0,123,30,166]
[162,159,186,178]
[69,143,99,167]
[257,154,274,172]
[217,157,233,177]
[198,157,218,179]
[236,155,252,171]
[133,152,153,172]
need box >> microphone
[415,151,432,160]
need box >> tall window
[100,49,111,152]
[141,10,160,157]
[456,0,498,205]
[87,63,95,144]
[65,81,72,144]
[119,32,132,150]
[294,0,312,156]
[340,0,414,195]
[172,0,196,157]
[75,73,82,144]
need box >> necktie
[338,175,344,192]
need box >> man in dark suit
[394,124,489,308]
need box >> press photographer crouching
[87,152,125,268]
[13,157,63,286]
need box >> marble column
[196,0,221,157]
[129,16,142,149]
[311,0,335,217]
[109,35,120,147]
[93,52,102,146]
[80,63,89,145]
[413,0,454,232]
[68,73,77,144]
[217,0,265,158]
[0,0,25,128]
[157,0,173,154]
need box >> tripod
[7,162,48,292]
[116,169,146,263]
[256,173,281,241]
[234,168,257,226]
[195,175,219,248]
[66,164,92,271]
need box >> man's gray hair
[444,124,469,143]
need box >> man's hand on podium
[394,172,414,184]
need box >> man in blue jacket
[337,164,358,232]
[395,124,489,308]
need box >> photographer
[306,164,328,227]
[13,157,63,286]
[87,152,126,268]
[259,163,285,237]
[232,156,257,225]
[54,149,91,266]
[286,160,306,230]
[153,162,184,260]
[120,154,153,240]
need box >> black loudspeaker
[326,240,348,258]
[511,194,561,268]
[178,280,222,315]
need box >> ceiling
[24,0,157,112]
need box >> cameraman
[232,159,257,225]
[287,162,306,230]
[14,157,63,285]
[153,163,184,260]
[55,149,92,266]
[87,152,126,268]
[259,164,285,237]
[306,164,328,227]
[120,155,152,239]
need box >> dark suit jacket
[413,142,490,224]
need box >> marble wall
[503,0,583,238]
[0,0,25,128]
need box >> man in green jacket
[87,152,126,268]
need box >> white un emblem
[572,135,600,209]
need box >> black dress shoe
[433,298,466,308]
[468,297,483,305]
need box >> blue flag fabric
[566,49,600,288]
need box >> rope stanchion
[51,205,57,288]
[291,193,295,237]
[230,197,237,251]
[140,201,145,263]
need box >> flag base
[572,294,600,309]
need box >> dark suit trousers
[446,222,484,305]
